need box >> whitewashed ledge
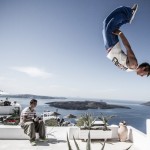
[0,125,134,150]
[0,125,119,140]
[0,125,29,139]
[0,125,73,140]
[68,125,119,140]
[0,119,150,150]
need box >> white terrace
[0,119,150,150]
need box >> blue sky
[0,0,149,101]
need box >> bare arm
[113,29,138,69]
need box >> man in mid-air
[102,4,150,77]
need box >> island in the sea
[45,101,131,110]
[141,101,150,106]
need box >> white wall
[128,125,150,150]
[0,125,29,139]
[68,125,119,140]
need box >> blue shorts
[102,6,132,50]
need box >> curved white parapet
[146,119,150,139]
[128,125,150,150]
[0,105,21,115]
[0,106,16,115]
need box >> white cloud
[0,77,6,81]
[0,90,9,95]
[12,66,52,78]
[0,76,15,82]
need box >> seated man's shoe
[130,4,138,24]
[30,141,37,146]
[38,137,48,142]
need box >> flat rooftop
[0,127,139,150]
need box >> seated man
[20,99,46,146]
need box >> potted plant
[98,113,116,131]
[77,113,116,140]
[77,113,96,130]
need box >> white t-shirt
[20,107,36,125]
[107,42,134,72]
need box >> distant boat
[41,110,60,122]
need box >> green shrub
[98,113,116,130]
[76,113,96,129]
[45,118,58,126]
[67,132,106,150]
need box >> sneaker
[38,137,48,142]
[30,141,36,146]
[130,4,138,24]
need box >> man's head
[136,62,150,77]
[30,99,37,109]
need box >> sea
[1,97,150,134]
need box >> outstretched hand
[112,29,122,35]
